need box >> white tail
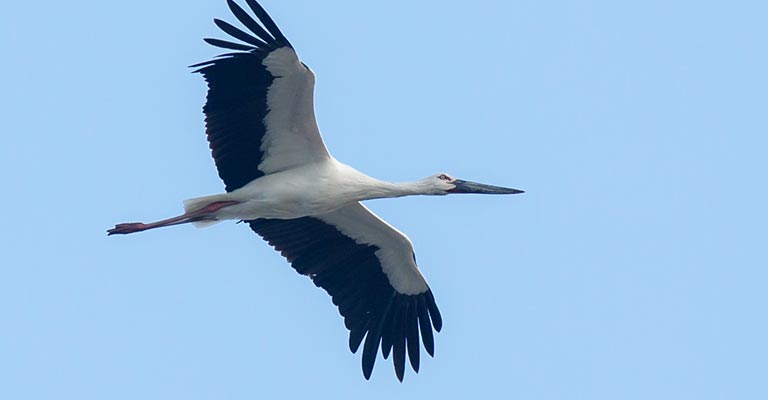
[182,195,226,228]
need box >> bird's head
[422,173,525,195]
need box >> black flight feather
[213,18,269,48]
[203,38,255,52]
[225,0,277,46]
[244,0,292,47]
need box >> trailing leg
[107,201,240,235]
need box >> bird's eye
[438,174,450,181]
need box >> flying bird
[108,0,523,381]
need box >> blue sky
[2,0,766,398]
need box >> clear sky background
[2,0,766,398]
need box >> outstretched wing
[192,0,330,192]
[248,202,442,381]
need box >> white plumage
[109,0,523,381]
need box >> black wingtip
[363,364,373,380]
[213,18,268,48]
[226,0,278,46]
[203,37,255,52]
[391,297,407,382]
[244,0,293,48]
[426,291,443,332]
[361,330,381,380]
[406,299,421,373]
[349,327,366,354]
[417,296,435,357]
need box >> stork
[108,0,523,381]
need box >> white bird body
[109,0,523,381]
[185,160,446,221]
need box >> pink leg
[107,201,240,235]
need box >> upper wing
[247,202,442,381]
[192,0,330,192]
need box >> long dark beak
[448,179,524,194]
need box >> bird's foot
[107,222,148,235]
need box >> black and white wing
[192,0,330,192]
[248,202,442,381]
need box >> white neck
[358,180,432,200]
[335,162,439,202]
